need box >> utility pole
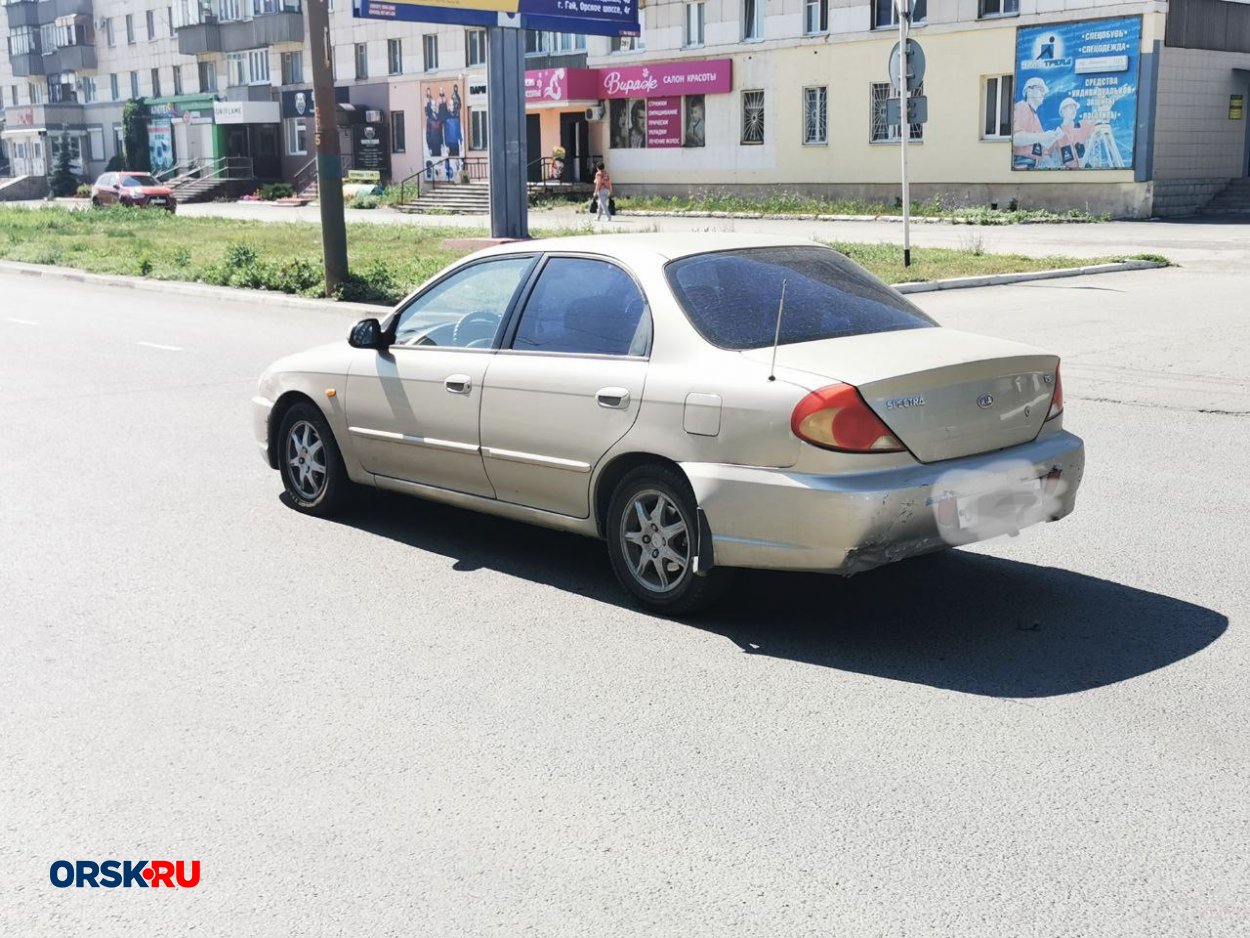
[898,0,911,268]
[307,0,348,295]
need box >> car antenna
[767,279,788,382]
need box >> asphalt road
[1,264,1246,936]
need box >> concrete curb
[0,257,1166,309]
[893,259,1167,294]
[0,260,390,317]
[615,209,1103,225]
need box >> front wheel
[606,465,733,616]
[277,402,351,517]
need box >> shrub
[75,183,92,198]
[225,242,258,268]
[351,194,381,210]
[334,261,400,304]
[137,255,154,276]
[258,183,294,201]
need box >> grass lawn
[0,205,1131,304]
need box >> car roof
[480,233,824,264]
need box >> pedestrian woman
[593,160,613,221]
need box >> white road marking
[7,318,39,325]
[137,341,183,352]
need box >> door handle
[445,374,472,394]
[596,387,630,409]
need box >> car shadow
[317,490,1227,699]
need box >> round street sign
[888,39,926,92]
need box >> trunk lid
[743,328,1058,463]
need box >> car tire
[90,196,100,207]
[277,402,351,517]
[606,464,733,616]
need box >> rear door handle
[445,374,472,394]
[596,387,630,409]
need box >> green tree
[121,99,150,172]
[49,139,78,197]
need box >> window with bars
[980,0,1018,16]
[870,81,923,142]
[804,0,827,34]
[466,29,487,66]
[803,86,827,145]
[982,74,1012,138]
[741,89,765,145]
[388,38,402,75]
[742,0,762,40]
[874,0,925,28]
[685,2,704,46]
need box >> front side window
[666,247,935,351]
[741,89,765,145]
[870,81,923,142]
[130,71,140,98]
[875,0,925,28]
[803,86,827,145]
[470,109,488,150]
[281,52,303,84]
[125,14,135,43]
[151,68,161,97]
[982,74,1013,139]
[512,258,649,357]
[285,116,307,155]
[146,10,155,40]
[110,73,119,100]
[392,257,537,348]
[742,0,762,40]
[172,65,183,96]
[423,35,438,71]
[391,110,405,152]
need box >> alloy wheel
[619,488,691,594]
[285,419,327,501]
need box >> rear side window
[665,246,936,350]
[512,257,649,356]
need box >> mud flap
[693,507,714,576]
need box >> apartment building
[3,0,1250,216]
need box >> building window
[172,65,182,96]
[41,22,57,53]
[125,14,135,44]
[113,124,124,161]
[466,29,486,67]
[982,74,1012,138]
[168,6,175,36]
[870,80,923,142]
[219,0,243,20]
[470,109,487,150]
[874,0,925,28]
[29,82,43,105]
[422,35,437,71]
[151,68,161,97]
[388,38,402,75]
[110,73,119,100]
[804,0,828,34]
[106,18,115,47]
[82,76,97,103]
[7,27,38,57]
[146,10,155,40]
[284,116,307,155]
[391,110,405,152]
[130,71,140,99]
[980,0,1017,16]
[803,86,827,145]
[524,31,586,54]
[685,2,704,47]
[12,85,20,107]
[742,0,762,41]
[249,49,270,84]
[281,52,303,84]
[355,43,368,79]
[741,89,765,145]
[198,60,217,93]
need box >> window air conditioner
[585,105,605,121]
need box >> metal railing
[158,156,255,190]
[527,153,604,188]
[291,157,317,195]
[397,156,488,204]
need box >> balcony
[176,3,303,55]
[4,0,39,28]
[37,0,94,22]
[10,52,45,77]
[44,44,96,72]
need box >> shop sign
[599,59,732,100]
[353,123,391,175]
[355,0,638,39]
[524,68,600,103]
[213,101,280,124]
[645,97,681,147]
[280,87,349,119]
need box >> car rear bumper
[682,430,1085,575]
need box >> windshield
[121,175,160,187]
[665,246,936,350]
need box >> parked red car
[90,172,177,213]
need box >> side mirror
[348,317,385,350]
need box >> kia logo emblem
[977,394,994,408]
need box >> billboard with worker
[1013,16,1141,171]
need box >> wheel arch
[266,390,325,469]
[592,452,689,539]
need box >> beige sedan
[253,235,1084,614]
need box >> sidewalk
[11,197,1249,268]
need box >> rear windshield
[665,246,936,350]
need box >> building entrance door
[525,113,542,181]
[559,112,589,182]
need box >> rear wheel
[277,402,351,517]
[606,465,732,616]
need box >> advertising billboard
[1012,16,1141,171]
[353,0,639,38]
[419,78,467,181]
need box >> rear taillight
[1046,363,1063,421]
[791,383,905,454]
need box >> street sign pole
[485,26,529,240]
[307,0,348,295]
[898,0,911,268]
